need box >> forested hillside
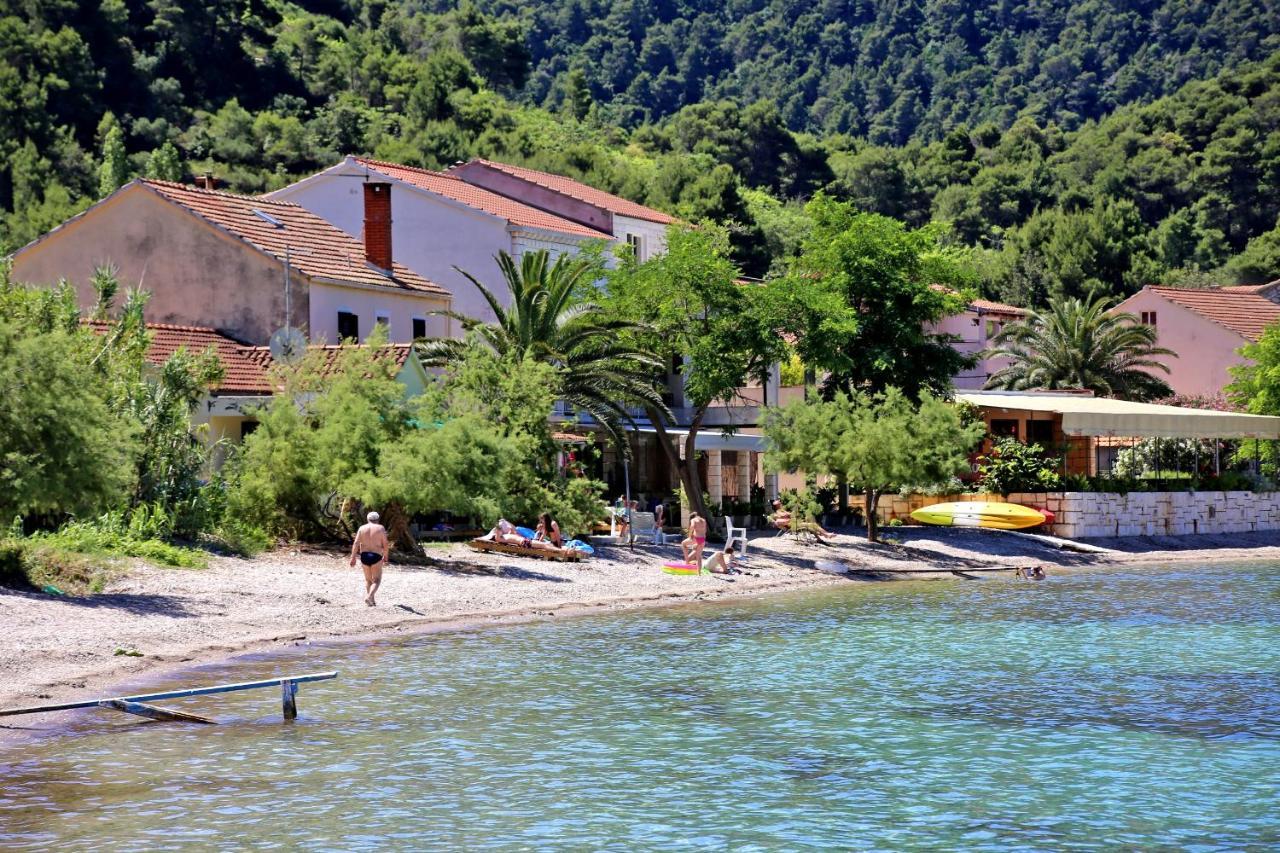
[451,0,1280,141]
[3,0,1280,304]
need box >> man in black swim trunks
[349,511,389,606]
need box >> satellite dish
[269,326,308,364]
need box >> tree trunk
[864,488,880,542]
[646,404,709,522]
[380,501,419,556]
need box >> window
[990,419,1019,439]
[1027,419,1054,447]
[337,311,359,341]
[375,315,390,331]
[240,421,259,440]
[1140,310,1158,327]
[626,233,643,260]
[412,317,427,339]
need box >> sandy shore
[4,526,1280,741]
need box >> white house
[269,156,674,325]
[446,158,674,263]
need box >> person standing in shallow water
[350,511,389,606]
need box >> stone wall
[877,491,1280,539]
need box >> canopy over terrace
[957,391,1280,440]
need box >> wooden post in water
[282,679,298,720]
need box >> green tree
[417,249,668,449]
[98,124,128,197]
[764,389,983,541]
[784,195,975,399]
[605,225,788,519]
[0,315,136,523]
[1229,323,1280,415]
[984,296,1176,400]
[146,141,184,182]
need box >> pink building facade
[1112,285,1280,399]
[929,298,1027,389]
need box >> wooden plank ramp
[0,671,337,724]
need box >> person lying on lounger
[486,518,531,546]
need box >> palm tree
[417,250,670,448]
[983,295,1176,400]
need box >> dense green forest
[451,0,1280,140]
[4,0,1280,302]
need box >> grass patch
[0,539,123,595]
[0,517,212,595]
[29,524,208,569]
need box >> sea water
[1,562,1278,850]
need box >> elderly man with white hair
[349,511,389,606]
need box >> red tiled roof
[84,320,271,393]
[453,158,677,225]
[352,159,610,239]
[971,298,1027,316]
[85,320,417,395]
[137,180,447,295]
[1145,285,1280,341]
[242,342,414,381]
[929,285,1026,316]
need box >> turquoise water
[2,563,1278,850]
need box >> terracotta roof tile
[243,342,414,380]
[138,180,448,296]
[971,298,1027,316]
[1145,285,1280,341]
[353,159,610,239]
[86,321,417,395]
[454,158,677,225]
[84,320,271,394]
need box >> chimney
[363,182,393,272]
[194,172,217,190]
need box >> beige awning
[957,391,1280,439]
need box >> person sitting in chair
[770,499,836,538]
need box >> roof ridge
[354,157,456,180]
[139,178,304,208]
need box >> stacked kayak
[909,501,1046,530]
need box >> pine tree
[98,125,128,198]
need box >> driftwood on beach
[468,539,585,562]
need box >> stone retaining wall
[877,491,1280,539]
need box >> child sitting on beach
[701,542,738,574]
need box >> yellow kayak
[909,501,1046,530]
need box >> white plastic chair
[723,516,748,555]
[630,512,660,545]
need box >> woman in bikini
[534,512,563,549]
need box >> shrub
[978,437,1063,494]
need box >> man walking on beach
[349,511,389,606]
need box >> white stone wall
[880,491,1280,539]
[1052,491,1280,538]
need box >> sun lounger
[467,538,586,562]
